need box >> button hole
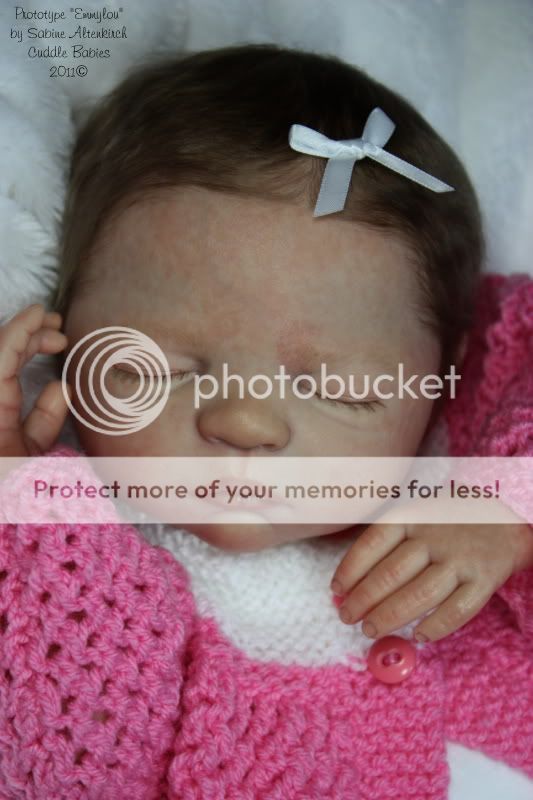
[382,651,402,667]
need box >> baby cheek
[392,396,436,453]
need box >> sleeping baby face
[63,185,441,551]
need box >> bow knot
[361,141,380,158]
[288,107,454,217]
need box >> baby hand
[330,505,533,643]
[0,304,71,458]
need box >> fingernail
[339,607,353,624]
[414,632,428,643]
[332,593,345,609]
[330,579,343,595]
[362,621,377,638]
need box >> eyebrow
[277,339,339,372]
[132,321,203,350]
[275,321,395,373]
[277,341,403,378]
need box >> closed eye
[111,366,196,385]
[317,395,381,412]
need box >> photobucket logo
[61,327,171,435]
[193,363,461,408]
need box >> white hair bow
[288,107,455,217]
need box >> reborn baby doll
[0,43,531,799]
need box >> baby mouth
[204,476,289,511]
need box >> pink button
[367,636,416,684]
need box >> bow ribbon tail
[369,149,454,193]
[314,157,356,217]
[362,108,396,148]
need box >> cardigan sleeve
[443,272,533,461]
[443,272,533,636]
[0,445,196,799]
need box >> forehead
[80,186,425,359]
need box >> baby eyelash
[112,367,194,384]
[318,395,381,412]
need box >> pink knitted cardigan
[0,273,532,799]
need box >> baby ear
[454,333,468,367]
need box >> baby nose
[197,397,291,451]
